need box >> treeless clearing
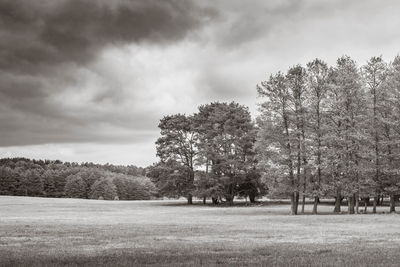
[1,196,400,266]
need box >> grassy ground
[1,196,400,266]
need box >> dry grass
[1,196,400,266]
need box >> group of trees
[150,55,400,214]
[0,158,156,200]
[257,55,400,214]
[148,102,266,205]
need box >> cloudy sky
[1,0,400,166]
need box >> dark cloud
[213,0,304,48]
[0,0,216,72]
[0,0,217,146]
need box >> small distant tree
[90,178,117,200]
[24,169,44,196]
[147,160,193,200]
[113,176,129,199]
[0,166,17,195]
[65,175,87,198]
[126,176,157,200]
[42,171,57,197]
[64,168,102,199]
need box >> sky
[1,0,400,167]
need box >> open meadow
[1,196,400,266]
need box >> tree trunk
[347,197,351,214]
[334,191,341,213]
[249,193,256,203]
[300,194,305,214]
[364,197,368,213]
[348,196,355,214]
[390,194,396,213]
[312,196,319,214]
[355,194,359,214]
[225,196,234,206]
[203,196,206,205]
[290,192,298,215]
[187,194,193,204]
[212,197,218,205]
[372,196,377,213]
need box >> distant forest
[0,158,155,200]
[2,55,400,215]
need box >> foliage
[89,178,117,200]
[147,160,192,199]
[155,114,198,202]
[0,158,154,201]
[65,175,87,198]
[153,102,262,204]
[257,55,400,214]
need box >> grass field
[1,196,400,266]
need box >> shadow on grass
[1,243,399,267]
[157,199,399,216]
[160,199,298,207]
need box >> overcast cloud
[1,0,400,166]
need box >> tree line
[0,158,156,200]
[149,55,400,214]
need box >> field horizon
[1,196,400,266]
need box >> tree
[115,173,157,200]
[381,55,400,212]
[327,56,367,214]
[90,178,117,200]
[287,65,308,213]
[147,160,193,200]
[127,176,157,200]
[156,114,198,204]
[257,73,299,214]
[193,171,221,204]
[70,168,102,199]
[64,175,87,198]
[24,168,44,196]
[306,59,329,214]
[0,166,17,195]
[193,102,257,205]
[236,168,267,203]
[362,56,388,212]
[42,171,57,197]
